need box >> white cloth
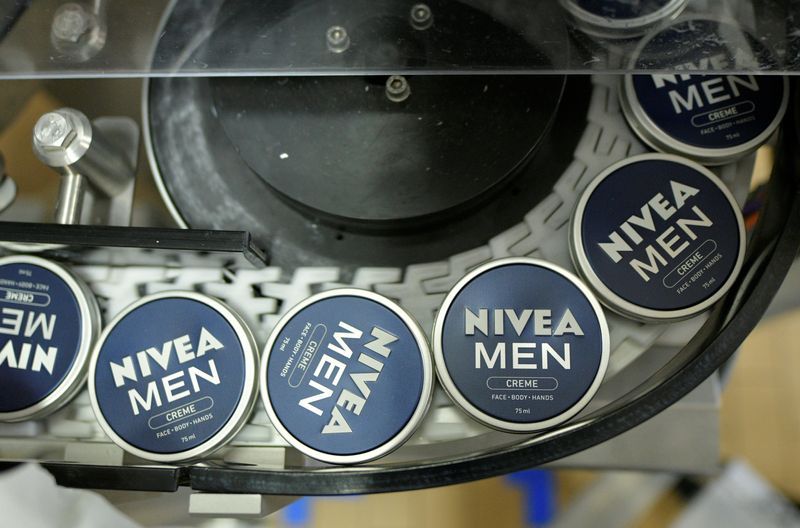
[0,463,140,528]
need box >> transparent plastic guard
[0,0,796,79]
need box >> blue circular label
[578,158,742,312]
[630,20,784,151]
[93,298,247,454]
[265,295,425,457]
[574,0,675,19]
[439,263,605,426]
[0,262,83,413]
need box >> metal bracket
[32,108,139,227]
[188,493,298,518]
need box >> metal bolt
[51,2,106,62]
[385,75,411,103]
[33,107,132,200]
[31,108,135,225]
[0,154,15,214]
[326,25,350,53]
[410,3,433,30]
[52,3,92,44]
[33,108,92,170]
[34,112,77,151]
[54,172,86,225]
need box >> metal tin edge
[0,255,99,422]
[569,153,747,322]
[620,19,789,165]
[560,0,688,39]
[431,257,611,433]
[87,290,258,463]
[259,288,434,465]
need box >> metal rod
[54,171,86,225]
[32,108,134,224]
[0,153,15,213]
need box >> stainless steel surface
[0,154,15,213]
[33,110,83,166]
[188,493,297,518]
[54,171,85,224]
[33,108,130,197]
[32,107,138,225]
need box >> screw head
[410,4,433,30]
[326,25,350,53]
[52,3,92,44]
[34,112,77,151]
[385,75,411,103]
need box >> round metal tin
[433,258,610,433]
[570,153,746,322]
[0,255,100,422]
[560,0,688,39]
[261,288,433,465]
[89,291,258,462]
[620,19,788,165]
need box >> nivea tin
[433,258,610,433]
[621,19,788,165]
[570,153,746,322]
[559,0,688,39]
[261,289,433,465]
[0,255,99,422]
[89,291,258,462]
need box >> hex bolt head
[385,75,411,103]
[32,108,92,168]
[326,25,350,53]
[34,112,77,152]
[410,4,433,30]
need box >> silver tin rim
[260,288,434,465]
[0,243,67,253]
[432,257,610,433]
[620,19,789,166]
[88,290,258,463]
[569,153,746,322]
[560,0,688,39]
[0,255,100,422]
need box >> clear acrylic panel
[0,0,796,79]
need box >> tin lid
[261,289,433,465]
[570,153,746,322]
[621,19,788,165]
[0,255,99,422]
[433,258,610,433]
[560,0,688,39]
[89,291,258,462]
